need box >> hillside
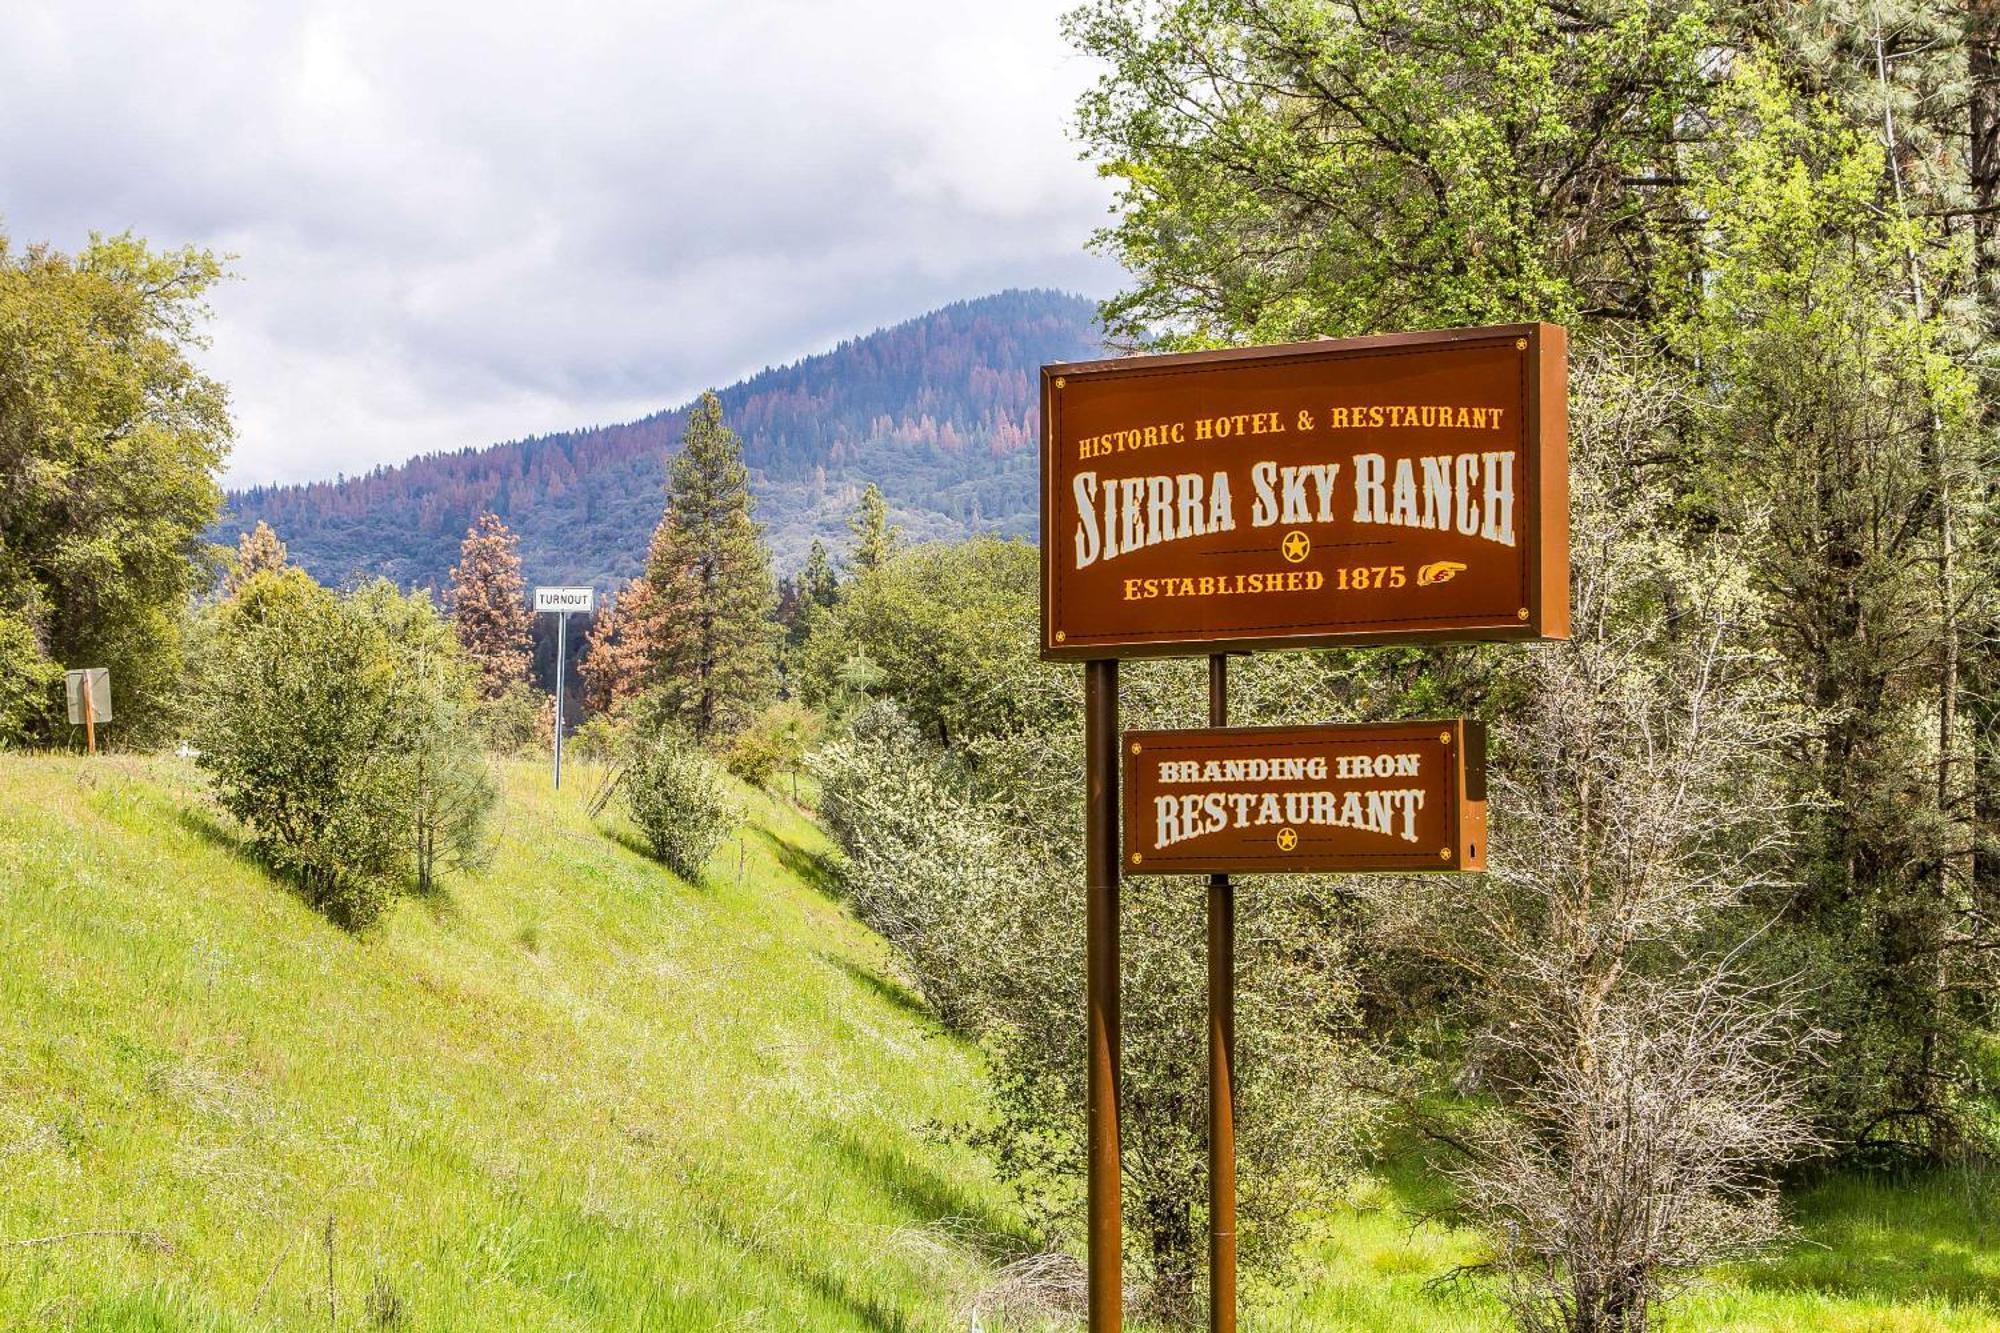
[0,756,1028,1330]
[218,289,1102,590]
[1,755,1996,1329]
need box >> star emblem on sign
[1276,827,1299,852]
[1281,530,1311,563]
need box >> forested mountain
[218,289,1101,590]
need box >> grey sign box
[65,668,111,725]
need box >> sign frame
[1121,718,1487,877]
[1039,322,1568,661]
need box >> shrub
[198,570,497,925]
[724,725,782,788]
[472,681,542,755]
[625,732,734,879]
[566,713,629,766]
[0,608,60,745]
[564,713,634,818]
[815,701,1375,1312]
[348,580,497,896]
[197,569,410,925]
[724,701,820,792]
[792,538,1066,743]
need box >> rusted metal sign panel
[1040,324,1568,660]
[1122,720,1487,876]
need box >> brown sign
[1122,720,1486,876]
[1040,324,1568,660]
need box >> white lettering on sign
[533,587,595,613]
[1149,747,1431,850]
[1071,449,1517,570]
[1154,786,1426,849]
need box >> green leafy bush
[197,570,409,924]
[792,537,1065,744]
[625,732,734,879]
[566,713,629,766]
[472,681,542,755]
[348,579,497,896]
[0,609,60,745]
[815,700,1375,1312]
[724,701,820,791]
[197,570,496,925]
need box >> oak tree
[0,231,232,744]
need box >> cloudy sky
[1,1,1122,487]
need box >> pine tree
[801,538,839,609]
[846,483,898,572]
[639,392,775,740]
[774,575,805,641]
[777,539,842,650]
[447,512,532,700]
[225,521,288,594]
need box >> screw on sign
[1039,323,1570,1333]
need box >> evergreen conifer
[846,484,898,572]
[638,392,775,740]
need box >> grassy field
[0,754,1025,1330]
[1,752,1995,1331]
[1260,1141,2000,1331]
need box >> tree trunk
[1145,1192,1197,1320]
[1970,0,2000,327]
[1965,0,2000,963]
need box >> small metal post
[83,673,97,756]
[553,612,567,790]
[1085,658,1122,1330]
[1207,653,1236,1332]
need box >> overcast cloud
[0,0,1121,486]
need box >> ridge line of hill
[218,288,1103,592]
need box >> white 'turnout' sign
[533,586,594,613]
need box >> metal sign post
[533,587,594,790]
[1084,658,1122,1324]
[1206,654,1235,1333]
[64,668,111,755]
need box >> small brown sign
[1122,720,1486,876]
[1041,324,1568,659]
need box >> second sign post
[1042,324,1569,1332]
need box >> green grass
[1257,1138,2000,1331]
[0,754,1026,1331]
[2,752,1995,1331]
